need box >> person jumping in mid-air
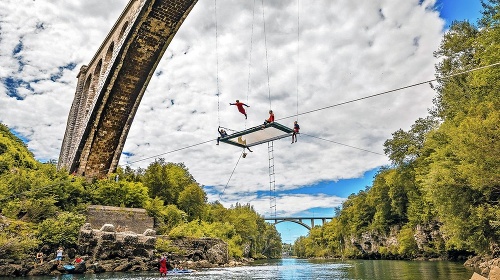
[291,120,300,143]
[230,100,250,119]
[216,127,228,145]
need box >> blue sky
[0,0,485,245]
[437,0,483,27]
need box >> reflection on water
[5,259,473,280]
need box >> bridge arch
[265,217,333,231]
[274,219,311,230]
[58,0,199,177]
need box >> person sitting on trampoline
[230,100,250,119]
[216,127,228,145]
[263,110,274,127]
[292,120,300,143]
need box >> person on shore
[159,255,168,276]
[292,120,300,143]
[36,252,44,266]
[230,100,250,119]
[73,255,83,264]
[55,247,63,265]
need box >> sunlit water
[8,259,474,280]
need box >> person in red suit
[230,100,250,119]
[159,255,167,276]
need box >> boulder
[470,272,487,280]
[73,262,86,274]
[27,262,56,276]
[143,229,156,236]
[489,266,500,280]
[0,264,23,277]
[100,224,116,232]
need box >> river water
[8,259,474,280]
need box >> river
[5,259,474,280]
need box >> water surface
[7,258,474,280]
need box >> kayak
[63,264,75,271]
[168,269,193,274]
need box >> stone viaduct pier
[58,0,198,177]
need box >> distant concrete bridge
[264,217,333,230]
[58,0,198,177]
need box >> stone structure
[58,0,198,177]
[78,223,156,261]
[86,205,154,234]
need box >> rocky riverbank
[0,223,236,277]
[464,256,500,279]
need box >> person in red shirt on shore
[230,100,250,119]
[159,255,167,276]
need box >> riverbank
[0,256,252,277]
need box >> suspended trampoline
[219,122,294,149]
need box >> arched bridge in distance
[264,217,333,230]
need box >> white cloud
[0,0,444,216]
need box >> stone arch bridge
[58,0,198,177]
[265,217,333,230]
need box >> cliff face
[164,237,229,265]
[348,222,465,260]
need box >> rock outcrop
[164,237,229,266]
[78,223,156,261]
[465,256,500,279]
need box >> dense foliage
[0,123,281,260]
[294,1,500,259]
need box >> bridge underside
[59,0,198,177]
[265,217,332,231]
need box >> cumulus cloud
[0,0,444,216]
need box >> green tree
[177,183,207,221]
[90,180,149,208]
[142,159,197,205]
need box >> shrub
[37,212,86,248]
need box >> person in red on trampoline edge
[292,120,300,143]
[263,110,274,127]
[229,100,250,119]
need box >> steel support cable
[103,61,500,174]
[219,151,244,201]
[215,0,221,127]
[296,0,300,121]
[125,139,215,165]
[261,0,272,110]
[245,0,257,130]
[276,61,500,122]
[301,133,384,155]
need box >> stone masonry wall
[57,0,199,178]
[86,205,153,233]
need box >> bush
[0,219,39,260]
[37,212,86,248]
